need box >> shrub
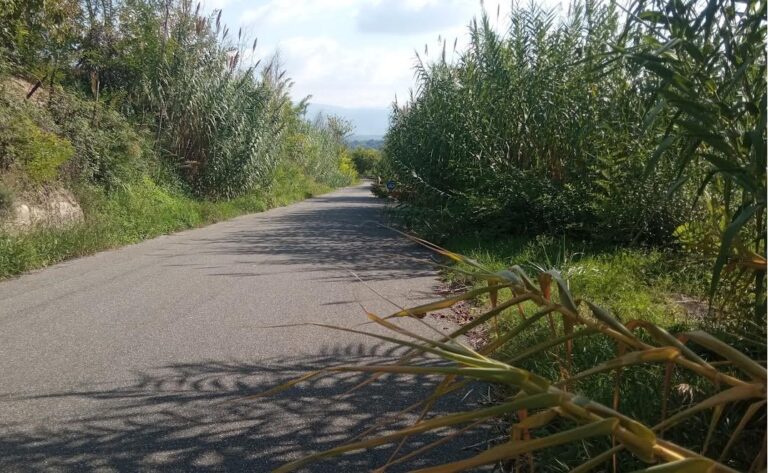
[0,74,146,188]
[19,122,74,183]
[280,112,357,188]
[337,149,358,184]
[2,116,74,184]
[47,92,149,188]
[349,147,381,177]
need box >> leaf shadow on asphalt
[157,193,440,283]
[0,343,494,472]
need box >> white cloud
[211,0,558,110]
[276,36,415,108]
[201,0,235,11]
[356,0,475,35]
[241,0,358,25]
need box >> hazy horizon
[305,103,389,138]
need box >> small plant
[264,239,766,472]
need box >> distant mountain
[305,103,389,137]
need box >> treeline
[0,0,356,198]
[381,0,765,316]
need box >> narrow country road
[0,183,485,472]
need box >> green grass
[443,233,710,325]
[436,232,726,471]
[0,168,331,279]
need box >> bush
[280,111,357,188]
[350,147,381,177]
[337,149,358,184]
[0,113,74,184]
[19,122,74,183]
[0,76,146,188]
[47,93,149,188]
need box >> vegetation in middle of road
[0,0,361,277]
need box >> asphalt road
[0,182,488,472]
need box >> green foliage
[444,233,709,324]
[384,0,686,243]
[0,0,82,71]
[15,119,74,183]
[0,74,148,188]
[0,0,354,277]
[349,147,381,177]
[47,92,150,188]
[624,0,766,318]
[0,103,74,184]
[1,0,351,199]
[269,163,331,205]
[337,149,358,184]
[382,0,765,319]
[280,110,358,188]
[146,27,288,197]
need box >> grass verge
[0,169,331,279]
[432,233,724,470]
[442,233,710,325]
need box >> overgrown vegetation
[380,0,765,322]
[349,147,382,177]
[266,240,766,472]
[0,0,358,276]
[385,1,680,242]
[443,234,709,324]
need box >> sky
[205,0,565,136]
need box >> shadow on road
[0,343,492,472]
[188,191,437,282]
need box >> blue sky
[205,0,565,134]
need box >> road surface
[0,183,487,472]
